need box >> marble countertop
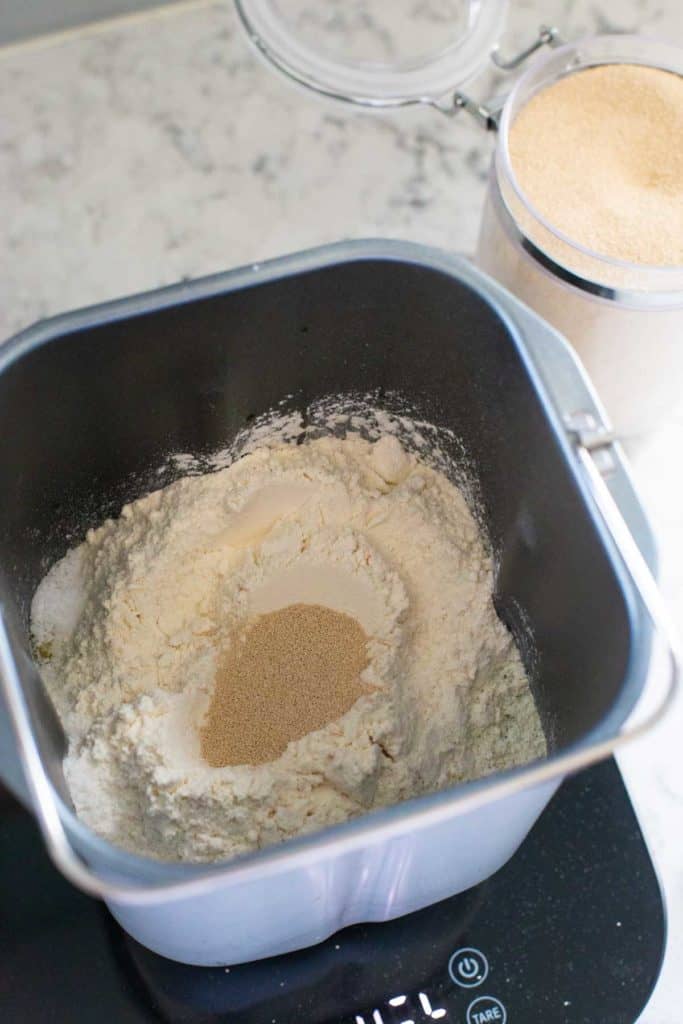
[1,1,682,1020]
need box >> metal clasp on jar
[440,24,564,130]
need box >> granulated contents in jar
[509,64,683,266]
[201,603,370,767]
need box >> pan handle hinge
[565,412,617,477]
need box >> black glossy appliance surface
[0,759,665,1024]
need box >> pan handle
[0,432,678,906]
[571,430,680,733]
[0,610,140,899]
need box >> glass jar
[477,34,683,441]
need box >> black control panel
[0,759,665,1024]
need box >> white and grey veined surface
[2,0,682,341]
[0,0,682,1019]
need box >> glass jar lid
[235,0,508,107]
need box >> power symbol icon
[459,958,480,979]
[448,948,489,989]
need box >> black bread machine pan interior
[0,241,647,807]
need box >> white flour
[31,428,546,862]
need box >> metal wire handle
[0,435,678,906]
[448,25,564,129]
[491,25,563,71]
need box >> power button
[448,948,489,989]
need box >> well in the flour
[201,602,371,767]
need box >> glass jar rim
[235,0,509,107]
[496,33,683,285]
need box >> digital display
[352,990,448,1023]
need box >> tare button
[466,995,507,1024]
[448,948,489,988]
